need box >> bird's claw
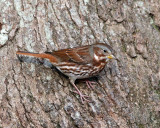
[85,80,97,89]
[71,90,91,103]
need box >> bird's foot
[70,80,91,103]
[72,90,90,103]
[77,79,97,89]
[85,80,97,89]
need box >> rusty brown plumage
[16,43,115,103]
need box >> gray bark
[0,0,160,128]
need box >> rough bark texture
[0,0,160,128]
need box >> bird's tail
[16,51,58,68]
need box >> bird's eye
[103,50,107,53]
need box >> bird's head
[92,43,115,63]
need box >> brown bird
[16,43,115,103]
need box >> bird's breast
[89,62,106,75]
[56,62,106,79]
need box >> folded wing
[51,45,93,64]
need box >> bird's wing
[51,45,93,64]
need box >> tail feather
[16,51,58,63]
[16,51,58,68]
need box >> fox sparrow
[16,43,115,103]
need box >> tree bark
[0,0,160,128]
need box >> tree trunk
[0,0,160,127]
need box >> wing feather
[51,45,93,64]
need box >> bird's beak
[107,55,115,59]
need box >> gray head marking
[94,43,113,54]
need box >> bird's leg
[70,79,90,103]
[79,79,97,89]
[85,80,97,89]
